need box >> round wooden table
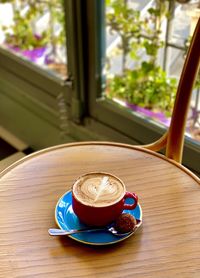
[0,142,200,277]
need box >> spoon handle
[48,219,142,236]
[48,227,104,236]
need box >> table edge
[0,141,199,184]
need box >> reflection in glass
[0,0,67,79]
[105,0,200,143]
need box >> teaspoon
[48,219,142,237]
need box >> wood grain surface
[0,142,200,278]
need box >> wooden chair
[0,18,200,278]
[144,17,200,163]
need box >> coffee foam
[73,173,125,207]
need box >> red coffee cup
[72,172,138,227]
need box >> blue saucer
[55,191,142,245]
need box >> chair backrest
[144,18,200,163]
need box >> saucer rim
[54,190,143,246]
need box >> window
[86,0,200,172]
[0,0,72,144]
[0,0,67,79]
[103,0,200,143]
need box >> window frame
[0,0,75,147]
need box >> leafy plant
[1,0,65,51]
[106,0,177,117]
[108,64,176,116]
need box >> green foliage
[106,0,177,116]
[108,66,176,116]
[107,0,145,70]
[2,0,65,50]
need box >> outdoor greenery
[1,0,65,56]
[0,0,198,117]
[106,0,177,116]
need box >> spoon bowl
[48,219,142,237]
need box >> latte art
[73,173,125,207]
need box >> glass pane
[104,0,200,143]
[0,0,67,79]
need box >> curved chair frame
[144,18,200,163]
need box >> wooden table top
[0,142,200,278]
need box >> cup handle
[123,192,138,210]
